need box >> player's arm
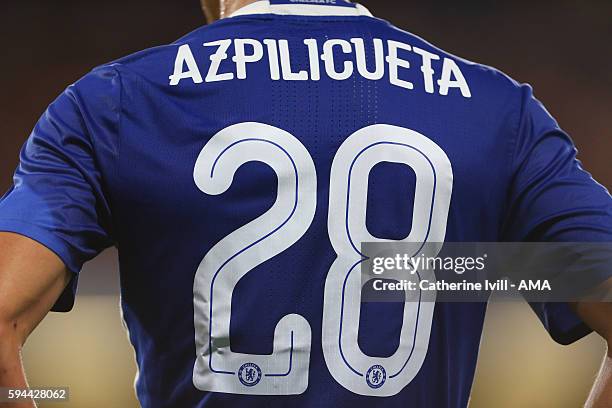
[571,296,612,408]
[0,68,119,406]
[502,84,612,404]
[0,233,72,407]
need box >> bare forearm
[586,348,612,408]
[0,233,70,408]
[570,289,612,408]
[0,331,34,408]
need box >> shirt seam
[501,85,527,241]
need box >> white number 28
[192,122,453,396]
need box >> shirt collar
[229,0,373,18]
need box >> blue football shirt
[2,1,612,407]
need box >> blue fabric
[269,0,357,7]
[1,8,611,408]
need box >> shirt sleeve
[502,84,612,345]
[0,66,121,312]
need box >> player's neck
[221,0,259,19]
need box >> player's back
[95,2,521,407]
[116,4,511,405]
[7,1,606,407]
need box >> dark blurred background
[1,1,611,407]
[2,0,611,190]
